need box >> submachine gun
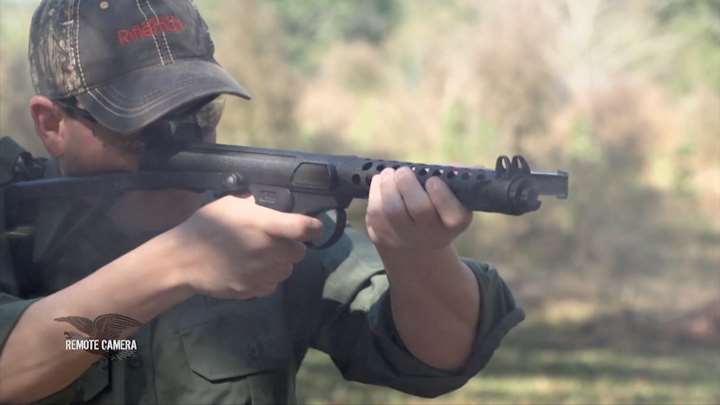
[1,137,569,248]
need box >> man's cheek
[62,138,107,174]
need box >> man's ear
[29,95,65,157]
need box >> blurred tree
[268,0,401,71]
[469,1,568,154]
[195,0,302,148]
[0,1,41,154]
[650,0,720,94]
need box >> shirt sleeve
[0,205,38,354]
[0,197,110,404]
[0,263,112,405]
[0,294,38,354]
[309,226,525,398]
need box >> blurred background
[1,0,718,403]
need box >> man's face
[58,112,143,175]
[52,97,221,176]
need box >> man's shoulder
[1,137,53,246]
[1,137,43,184]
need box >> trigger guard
[305,209,347,249]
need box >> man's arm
[0,195,321,403]
[307,220,521,398]
[380,245,479,370]
[0,235,191,403]
[367,167,482,370]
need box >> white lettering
[100,339,138,351]
[65,338,137,352]
[65,339,100,351]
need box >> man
[0,0,524,403]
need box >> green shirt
[0,163,524,404]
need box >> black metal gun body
[4,142,569,248]
[142,142,568,214]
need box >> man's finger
[380,168,414,230]
[366,170,401,245]
[367,171,383,216]
[394,167,442,227]
[259,209,324,241]
[426,177,472,231]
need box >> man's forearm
[381,245,481,371]
[0,232,193,404]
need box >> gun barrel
[529,170,569,199]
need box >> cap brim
[76,60,251,134]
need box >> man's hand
[167,195,323,300]
[366,167,472,252]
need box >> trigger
[306,209,347,249]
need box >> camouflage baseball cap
[29,0,251,134]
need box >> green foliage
[0,1,33,46]
[440,100,469,160]
[569,117,601,163]
[298,336,720,404]
[0,1,42,153]
[195,0,302,149]
[267,0,401,70]
[672,142,696,196]
[652,0,720,94]
[440,101,498,162]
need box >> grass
[296,319,720,404]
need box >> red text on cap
[117,15,185,46]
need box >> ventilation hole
[418,168,429,176]
[392,165,401,170]
[352,174,361,185]
[461,172,470,180]
[376,164,385,171]
[447,171,457,179]
[432,169,442,176]
[362,162,373,170]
